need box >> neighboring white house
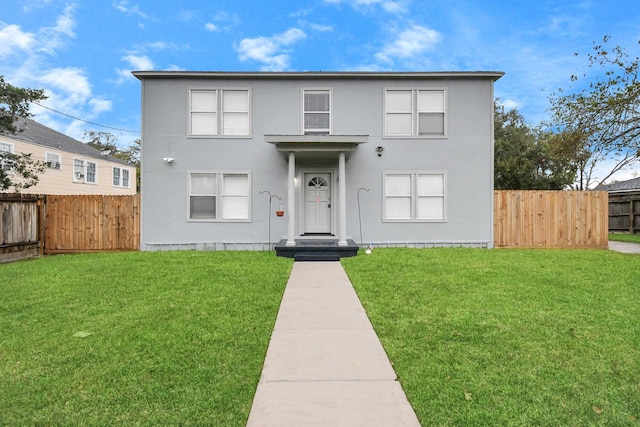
[0,118,136,195]
[134,71,503,257]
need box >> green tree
[83,130,119,154]
[494,102,576,190]
[0,76,47,192]
[548,36,640,189]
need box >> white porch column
[338,152,348,246]
[286,152,296,246]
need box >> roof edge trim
[132,71,504,81]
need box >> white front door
[304,172,332,234]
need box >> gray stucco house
[133,71,503,257]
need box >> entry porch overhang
[265,134,368,252]
[264,134,369,160]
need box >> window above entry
[384,89,446,138]
[189,89,250,137]
[303,89,331,135]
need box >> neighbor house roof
[2,117,128,165]
[597,176,640,193]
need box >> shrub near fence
[494,190,608,248]
[44,195,140,253]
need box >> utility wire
[33,102,140,134]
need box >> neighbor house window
[0,142,14,172]
[73,158,97,184]
[45,152,61,169]
[112,167,131,187]
[383,172,446,221]
[303,89,331,135]
[188,172,250,221]
[384,89,446,137]
[189,89,250,136]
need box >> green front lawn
[0,252,293,426]
[342,248,640,426]
[610,233,640,244]
[3,248,639,426]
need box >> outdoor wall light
[376,146,384,157]
[163,157,174,165]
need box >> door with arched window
[303,172,332,233]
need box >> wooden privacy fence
[44,195,140,253]
[608,196,640,235]
[494,190,608,248]
[0,191,613,260]
[0,194,44,263]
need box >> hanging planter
[276,210,284,217]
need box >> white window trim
[302,88,332,135]
[45,151,62,170]
[382,171,447,222]
[0,142,15,173]
[112,166,131,188]
[383,88,447,138]
[73,158,98,184]
[187,170,252,222]
[122,168,130,188]
[113,166,121,186]
[188,88,252,138]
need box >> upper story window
[383,172,446,222]
[46,152,61,170]
[303,89,331,135]
[384,89,446,137]
[73,158,97,184]
[0,142,14,172]
[190,89,250,137]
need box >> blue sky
[1,0,639,178]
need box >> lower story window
[0,142,14,172]
[189,171,250,221]
[383,171,446,221]
[113,167,131,187]
[74,158,97,183]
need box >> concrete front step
[275,238,359,260]
[295,253,341,261]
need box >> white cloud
[237,28,307,71]
[381,1,407,13]
[38,3,77,55]
[113,1,150,19]
[324,0,409,13]
[40,67,91,99]
[499,99,520,111]
[205,22,219,32]
[123,54,154,70]
[29,67,113,139]
[0,6,109,131]
[375,25,441,64]
[114,54,154,84]
[204,10,239,32]
[0,24,35,57]
[307,22,334,32]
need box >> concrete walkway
[609,241,640,254]
[246,262,420,427]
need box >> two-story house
[0,118,136,195]
[134,71,503,258]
